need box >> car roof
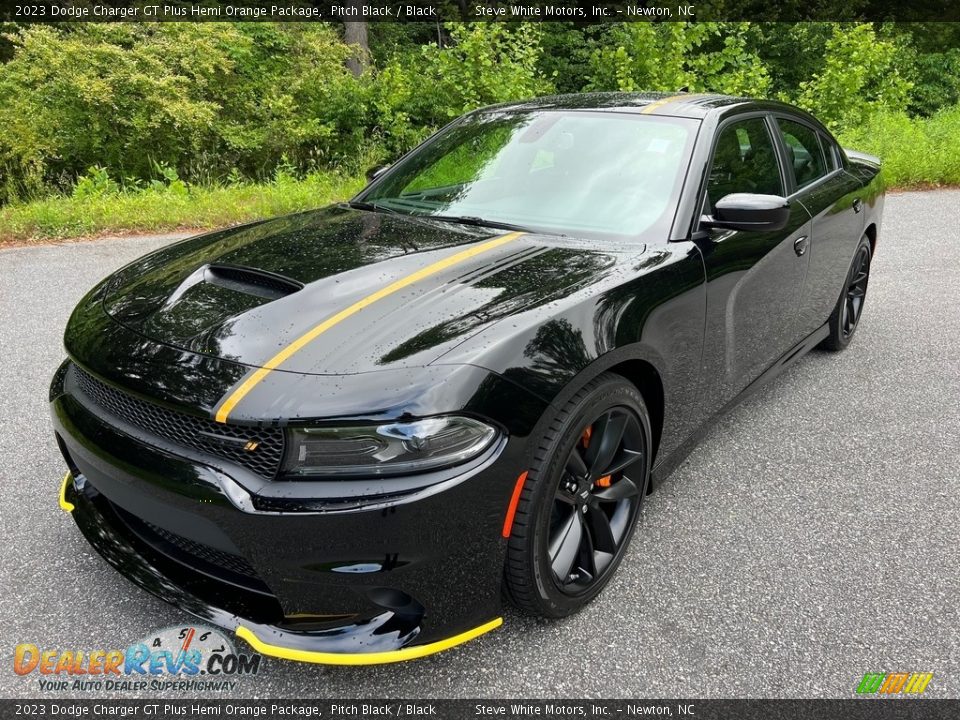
[476,91,802,121]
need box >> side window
[777,119,828,189]
[707,117,783,204]
[820,132,841,170]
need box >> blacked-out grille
[143,519,260,579]
[111,502,267,590]
[72,364,284,479]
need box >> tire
[503,372,652,618]
[821,235,872,352]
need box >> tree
[343,18,369,76]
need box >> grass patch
[838,105,960,188]
[0,171,365,244]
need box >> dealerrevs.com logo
[856,672,934,695]
[14,624,261,693]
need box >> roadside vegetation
[0,21,957,243]
[0,166,364,242]
[838,105,960,187]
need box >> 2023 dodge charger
[51,93,883,664]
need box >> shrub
[585,23,770,97]
[0,23,362,202]
[417,23,554,121]
[796,24,912,133]
[72,166,120,200]
[838,105,960,187]
[906,48,960,116]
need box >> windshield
[360,109,699,240]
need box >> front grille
[143,519,260,579]
[72,364,284,479]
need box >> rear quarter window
[777,118,829,190]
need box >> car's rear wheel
[821,236,872,351]
[503,373,651,618]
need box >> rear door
[695,113,813,413]
[772,115,865,337]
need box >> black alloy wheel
[549,408,645,595]
[822,235,872,351]
[841,244,871,338]
[503,373,651,618]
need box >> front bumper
[51,362,536,664]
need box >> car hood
[101,206,620,375]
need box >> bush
[906,48,960,116]
[796,24,912,133]
[838,105,960,187]
[0,24,362,202]
[585,23,770,97]
[416,23,554,121]
[0,20,957,214]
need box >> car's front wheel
[503,373,651,618]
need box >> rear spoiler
[843,148,881,169]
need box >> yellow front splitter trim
[236,616,503,666]
[59,471,75,513]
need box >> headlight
[282,416,498,478]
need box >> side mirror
[365,164,391,183]
[701,193,790,233]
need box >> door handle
[793,236,809,257]
[853,198,863,213]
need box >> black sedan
[51,92,883,664]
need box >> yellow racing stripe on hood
[214,231,525,423]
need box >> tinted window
[819,132,840,170]
[707,117,783,204]
[777,119,828,189]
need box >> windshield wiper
[347,203,533,234]
[426,215,532,233]
[345,200,399,215]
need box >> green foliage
[357,23,554,159]
[0,170,364,243]
[838,105,960,187]
[796,24,912,132]
[906,49,960,116]
[150,161,189,196]
[403,124,514,193]
[585,23,770,97]
[536,23,601,94]
[754,23,835,100]
[72,167,120,200]
[0,20,958,221]
[0,23,358,202]
[418,24,554,119]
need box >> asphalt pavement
[1,192,958,699]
